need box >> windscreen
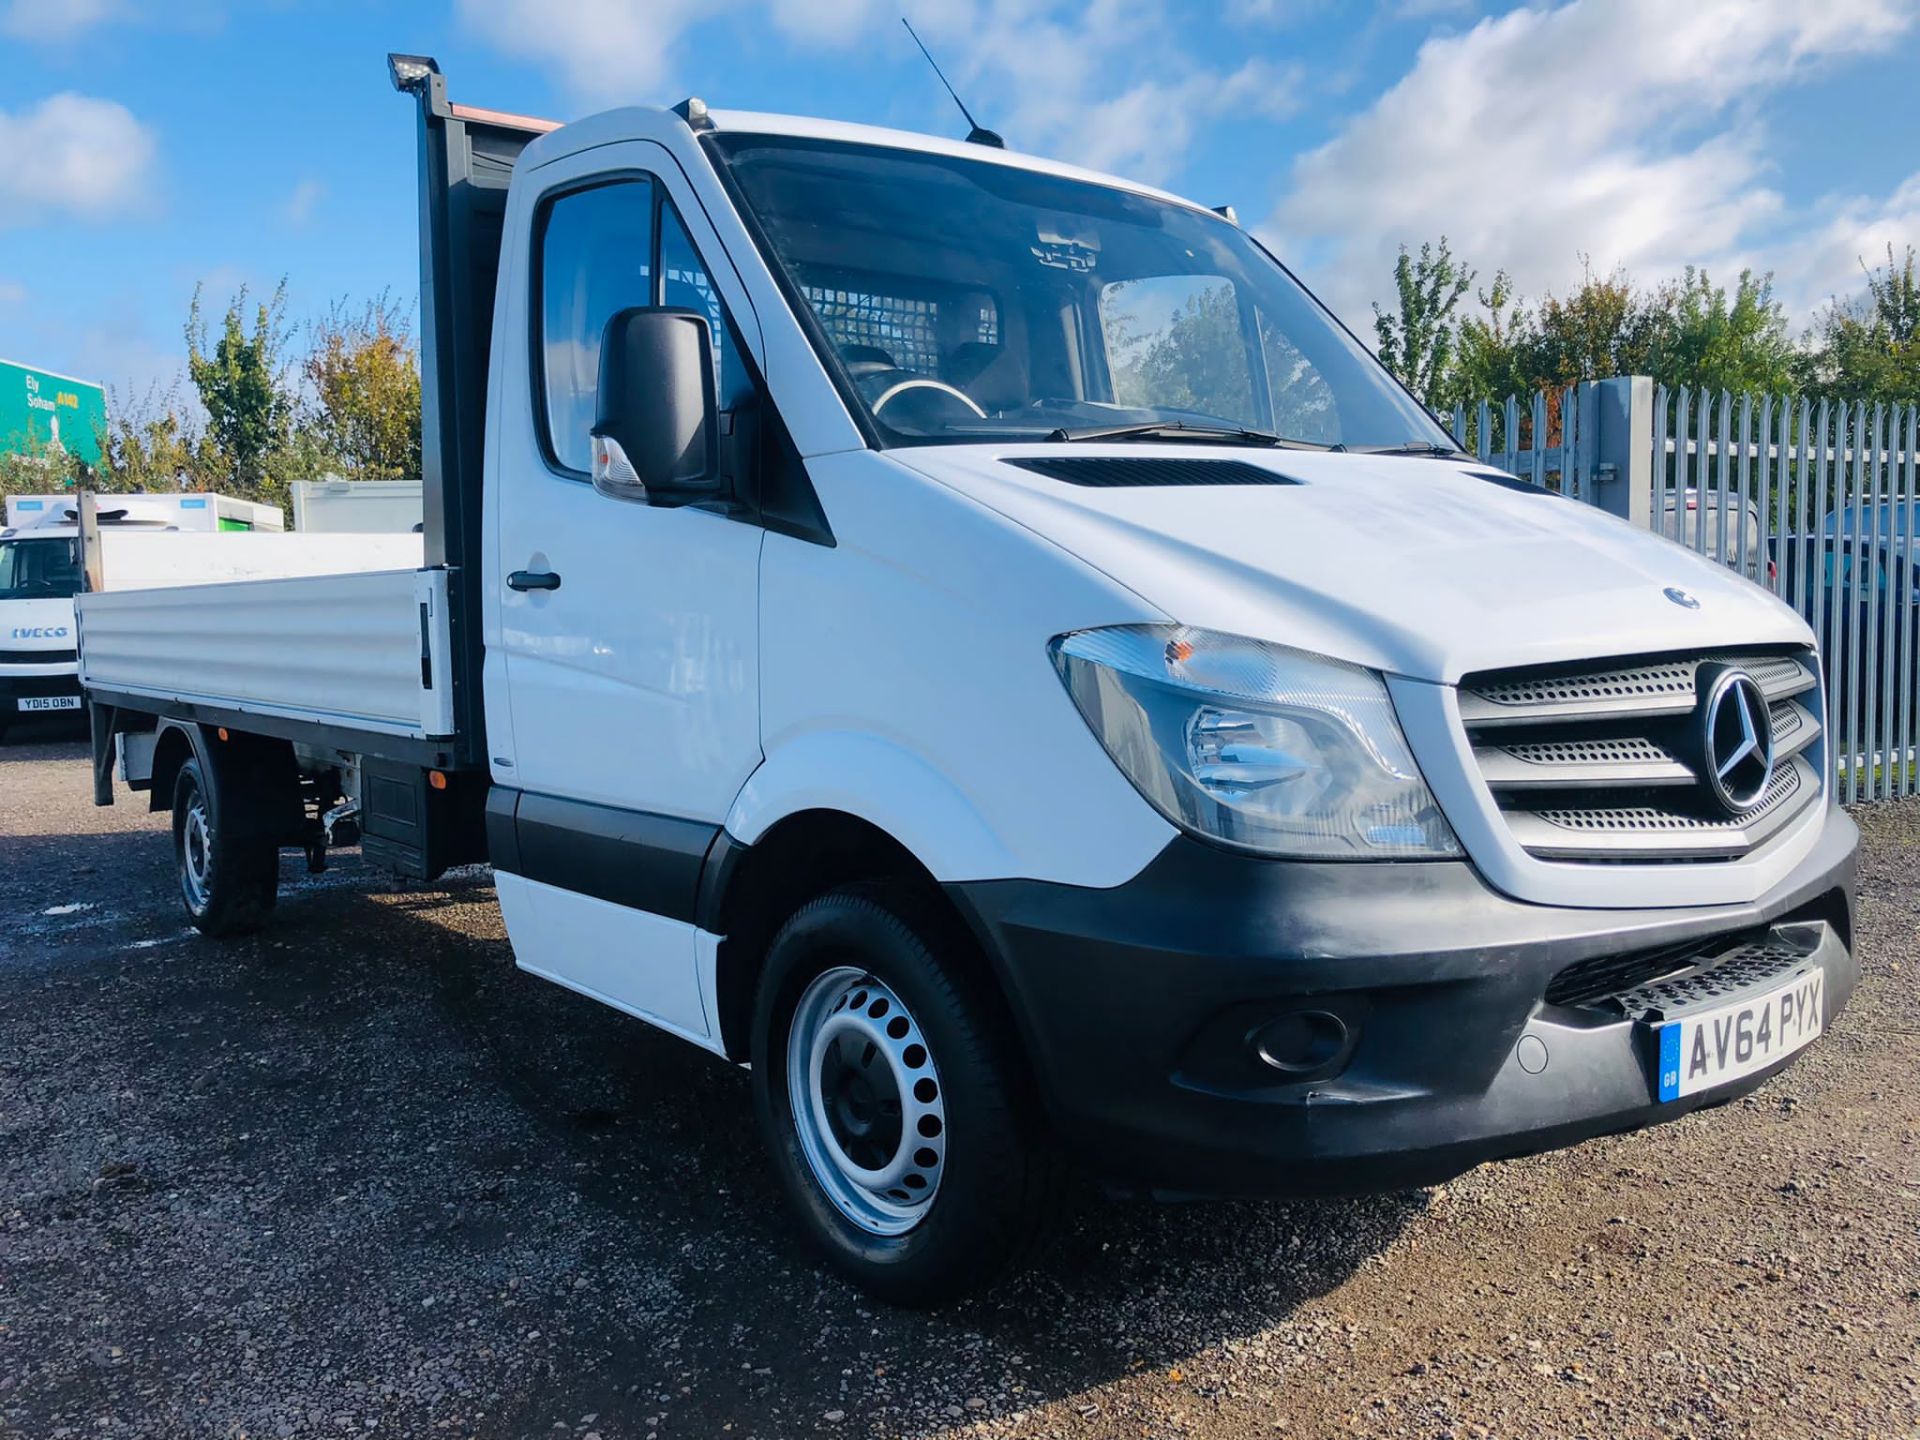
[711,134,1450,449]
[0,537,82,601]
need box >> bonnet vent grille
[1004,457,1302,488]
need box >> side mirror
[590,307,720,506]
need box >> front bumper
[948,806,1858,1197]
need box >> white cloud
[0,93,157,226]
[1019,56,1306,182]
[890,1,1244,182]
[282,178,324,227]
[5,0,227,42]
[770,0,1307,184]
[454,0,720,108]
[458,0,1301,184]
[1226,0,1327,22]
[453,0,1915,302]
[766,0,882,47]
[1757,172,1920,323]
[2,0,119,40]
[1262,0,1918,329]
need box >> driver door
[488,143,765,1045]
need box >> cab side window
[660,202,754,413]
[538,178,654,475]
[537,177,756,476]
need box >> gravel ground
[1,724,1915,1440]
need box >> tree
[0,439,92,499]
[1372,239,1474,409]
[1417,250,1808,407]
[1107,280,1255,422]
[304,294,422,482]
[1803,245,1920,403]
[96,381,221,492]
[186,280,299,505]
[1525,262,1661,386]
[1453,270,1533,405]
[7,278,427,517]
[1644,267,1796,394]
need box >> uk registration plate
[18,695,81,712]
[1656,970,1824,1102]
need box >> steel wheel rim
[182,799,212,909]
[787,965,946,1236]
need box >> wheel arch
[702,808,1034,1072]
[150,720,304,843]
[147,722,199,814]
[724,730,1025,882]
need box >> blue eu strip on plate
[1657,1023,1683,1103]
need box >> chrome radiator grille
[1460,648,1823,863]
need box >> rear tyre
[172,756,278,937]
[751,883,1051,1306]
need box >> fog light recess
[1252,1010,1350,1075]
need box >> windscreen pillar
[1584,376,1655,527]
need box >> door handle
[507,569,562,592]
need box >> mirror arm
[715,402,762,513]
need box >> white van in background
[291,478,424,533]
[0,493,284,740]
[1659,487,1769,585]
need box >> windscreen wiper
[1044,420,1329,448]
[1329,439,1478,460]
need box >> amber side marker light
[216,727,230,742]
[428,770,448,791]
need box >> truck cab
[77,58,1859,1304]
[0,504,85,735]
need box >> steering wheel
[870,376,986,419]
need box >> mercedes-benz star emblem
[1665,586,1701,609]
[1699,667,1775,815]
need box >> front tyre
[172,756,278,937]
[752,884,1050,1306]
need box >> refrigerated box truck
[291,478,424,533]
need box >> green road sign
[0,358,107,466]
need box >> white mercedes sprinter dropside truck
[78,56,1858,1304]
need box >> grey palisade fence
[1449,380,1919,803]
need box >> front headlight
[1051,625,1460,859]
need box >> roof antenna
[901,17,1004,149]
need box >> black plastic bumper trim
[946,808,1860,1198]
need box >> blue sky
[3,0,1917,410]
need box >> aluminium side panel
[77,569,455,740]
